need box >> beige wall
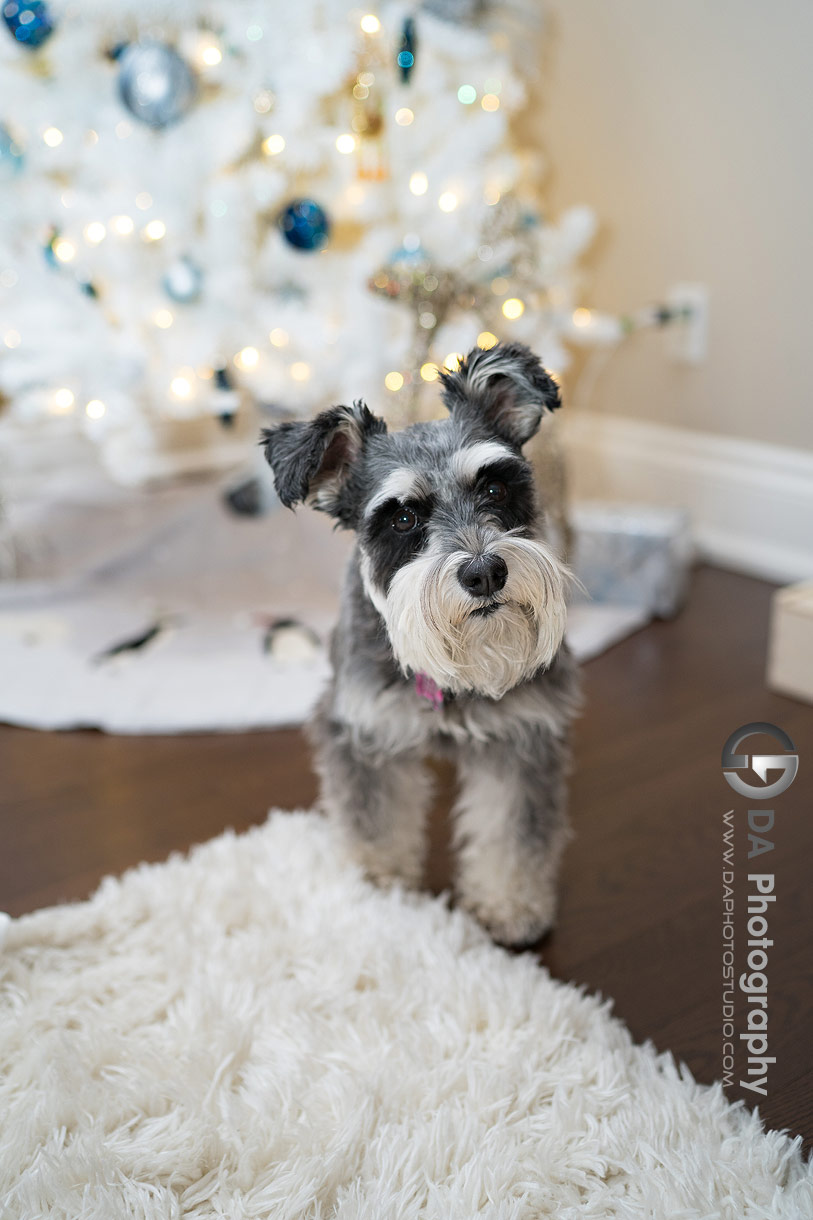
[536,0,813,453]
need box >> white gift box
[570,501,693,620]
[767,581,813,705]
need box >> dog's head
[262,342,568,699]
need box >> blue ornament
[278,199,330,252]
[2,0,53,48]
[397,17,417,84]
[0,123,23,178]
[162,255,203,303]
[118,41,196,130]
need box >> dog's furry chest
[326,637,579,761]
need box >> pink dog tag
[415,672,444,708]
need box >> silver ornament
[162,255,203,304]
[118,41,196,130]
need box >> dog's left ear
[261,401,386,522]
[439,342,561,447]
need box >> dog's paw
[353,842,423,892]
[457,873,558,948]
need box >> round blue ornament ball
[118,41,196,130]
[2,0,53,48]
[278,199,330,252]
[162,255,203,304]
[0,124,24,178]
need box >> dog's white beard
[365,535,569,700]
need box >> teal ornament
[2,0,53,48]
[118,41,196,130]
[162,255,203,303]
[43,227,59,269]
[278,199,330,252]
[397,17,416,84]
[0,124,23,178]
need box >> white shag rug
[1,813,811,1219]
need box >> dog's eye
[485,480,507,504]
[392,506,418,533]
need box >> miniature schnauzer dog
[262,342,580,946]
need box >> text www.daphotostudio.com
[721,723,799,1095]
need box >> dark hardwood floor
[1,565,811,1150]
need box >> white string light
[143,220,166,242]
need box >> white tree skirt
[0,454,646,734]
[1,811,810,1218]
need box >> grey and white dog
[262,342,580,946]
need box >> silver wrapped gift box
[569,502,693,620]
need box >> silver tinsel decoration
[118,41,197,130]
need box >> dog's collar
[414,672,451,708]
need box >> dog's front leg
[311,712,433,890]
[452,728,571,946]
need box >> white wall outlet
[666,283,709,364]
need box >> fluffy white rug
[1,813,810,1219]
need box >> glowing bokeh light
[53,239,76,263]
[502,298,525,319]
[477,331,498,350]
[235,346,259,370]
[53,388,75,410]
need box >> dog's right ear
[261,401,386,522]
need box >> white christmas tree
[0,0,597,484]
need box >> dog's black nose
[457,554,508,598]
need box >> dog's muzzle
[363,532,570,700]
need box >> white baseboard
[560,411,813,584]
